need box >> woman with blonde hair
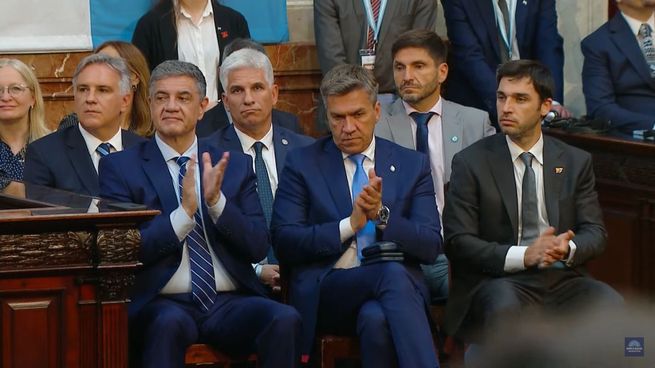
[58,41,154,137]
[0,58,48,185]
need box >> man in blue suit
[204,47,313,291]
[25,54,144,196]
[272,64,441,367]
[442,0,569,123]
[581,0,655,133]
[99,60,300,368]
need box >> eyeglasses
[0,84,29,97]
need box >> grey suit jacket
[442,133,607,337]
[375,98,495,181]
[314,0,437,93]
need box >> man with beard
[376,29,495,303]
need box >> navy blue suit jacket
[271,136,442,354]
[442,0,564,118]
[98,138,269,318]
[581,13,655,133]
[24,125,145,196]
[196,103,304,138]
[201,123,314,176]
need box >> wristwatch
[375,205,390,226]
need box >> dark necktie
[96,142,112,157]
[497,0,512,63]
[253,142,277,264]
[176,156,217,311]
[519,152,539,247]
[638,23,655,77]
[349,154,376,259]
[366,0,381,49]
[410,112,434,154]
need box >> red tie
[366,0,381,49]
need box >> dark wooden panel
[1,293,61,368]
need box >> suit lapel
[610,15,655,89]
[514,0,529,52]
[376,0,395,46]
[64,127,99,195]
[272,126,290,177]
[441,100,464,181]
[221,125,245,152]
[387,99,416,149]
[159,7,179,60]
[542,137,563,229]
[473,0,502,61]
[121,130,141,149]
[374,139,398,204]
[488,135,519,238]
[142,139,179,215]
[321,140,352,217]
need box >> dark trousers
[468,268,623,339]
[132,292,301,368]
[317,262,439,368]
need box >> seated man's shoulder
[274,125,315,146]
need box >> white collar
[78,124,122,154]
[341,136,376,162]
[402,95,443,118]
[621,11,655,37]
[505,133,544,166]
[234,124,274,153]
[155,133,198,162]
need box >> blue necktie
[349,154,376,259]
[96,142,112,157]
[519,152,539,247]
[253,142,277,264]
[176,156,217,311]
[410,112,434,154]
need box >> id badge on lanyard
[359,0,387,70]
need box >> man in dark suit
[98,60,300,368]
[442,0,570,123]
[581,0,655,133]
[24,54,144,196]
[195,37,303,137]
[272,64,441,367]
[375,29,495,303]
[443,60,621,345]
[204,47,313,291]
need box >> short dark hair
[391,29,448,64]
[320,64,378,106]
[496,60,555,101]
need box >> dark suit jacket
[581,13,655,133]
[271,136,442,354]
[24,125,145,196]
[314,0,437,93]
[201,124,314,175]
[132,0,250,71]
[98,139,269,317]
[442,0,564,118]
[442,133,607,337]
[196,102,304,138]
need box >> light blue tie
[349,154,376,259]
[176,156,217,311]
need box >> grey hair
[219,48,274,89]
[320,64,378,106]
[222,38,266,62]
[149,60,207,98]
[72,53,131,95]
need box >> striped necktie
[176,156,217,311]
[638,23,655,77]
[366,0,381,49]
[96,142,112,157]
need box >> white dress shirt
[402,98,445,218]
[155,133,237,294]
[503,134,577,272]
[177,0,220,102]
[78,124,123,173]
[234,124,278,196]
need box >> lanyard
[493,0,517,58]
[362,0,388,45]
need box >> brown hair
[95,41,154,137]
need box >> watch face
[378,206,390,222]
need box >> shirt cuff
[504,245,528,273]
[339,217,356,243]
[253,263,263,277]
[207,191,226,223]
[170,206,195,242]
[564,240,577,266]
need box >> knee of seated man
[146,306,198,342]
[357,302,391,346]
[269,304,302,333]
